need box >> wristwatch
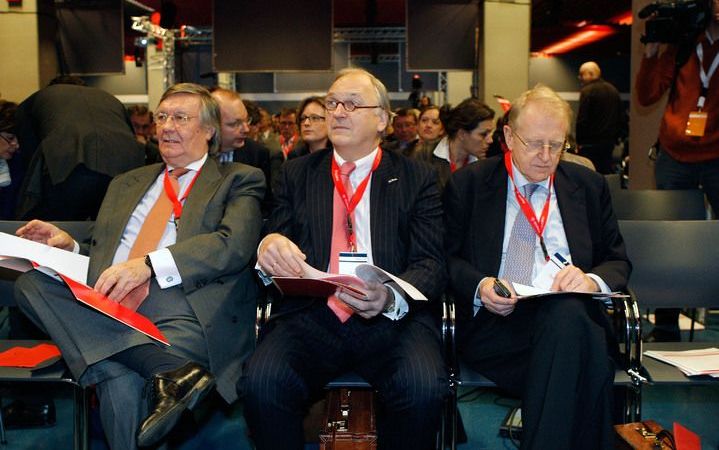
[144,254,156,278]
[383,284,396,313]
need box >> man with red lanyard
[244,68,447,450]
[278,107,299,158]
[444,85,631,450]
[636,0,719,342]
[12,83,265,449]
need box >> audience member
[243,100,263,141]
[13,83,265,450]
[444,84,630,450]
[384,108,419,156]
[243,68,447,450]
[278,107,299,158]
[576,61,625,174]
[14,78,145,220]
[128,104,162,164]
[416,98,495,189]
[0,100,20,218]
[288,96,331,159]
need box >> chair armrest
[441,293,458,385]
[612,289,650,385]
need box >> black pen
[493,278,512,298]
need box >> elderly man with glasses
[443,84,631,450]
[243,68,447,450]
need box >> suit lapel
[91,165,163,279]
[307,152,334,270]
[480,160,510,274]
[177,157,222,241]
[554,164,591,269]
[369,152,397,270]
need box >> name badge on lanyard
[338,252,368,275]
[687,32,719,137]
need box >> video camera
[639,0,711,44]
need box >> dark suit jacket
[88,157,265,402]
[230,138,274,216]
[267,148,446,317]
[14,84,145,184]
[443,156,631,327]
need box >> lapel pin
[388,178,399,184]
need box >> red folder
[272,275,368,299]
[673,422,701,450]
[0,343,62,368]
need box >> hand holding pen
[549,252,599,293]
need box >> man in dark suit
[14,80,146,220]
[243,68,448,450]
[211,88,275,216]
[444,85,631,450]
[13,83,265,449]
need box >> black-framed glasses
[0,132,17,146]
[324,99,381,112]
[299,114,326,124]
[155,112,198,127]
[511,129,567,155]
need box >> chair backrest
[619,220,719,309]
[611,189,706,220]
[0,220,94,307]
[604,173,622,195]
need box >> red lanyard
[504,151,553,261]
[162,168,202,228]
[331,148,383,251]
[449,156,469,173]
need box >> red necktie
[327,162,356,322]
[122,167,189,310]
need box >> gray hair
[159,83,221,155]
[508,84,572,132]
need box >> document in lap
[511,282,629,300]
[0,232,169,346]
[272,260,428,301]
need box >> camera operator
[636,0,719,341]
[637,0,719,211]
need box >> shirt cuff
[587,273,611,294]
[382,285,408,321]
[149,248,182,289]
[72,241,80,254]
[473,277,489,316]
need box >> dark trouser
[241,304,448,450]
[17,162,112,221]
[14,270,208,450]
[654,147,718,338]
[460,296,615,450]
[578,142,615,174]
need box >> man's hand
[479,277,518,316]
[335,281,391,319]
[551,265,599,293]
[257,233,306,277]
[94,258,152,302]
[16,220,74,251]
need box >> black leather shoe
[136,362,215,447]
[2,400,56,429]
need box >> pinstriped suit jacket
[267,148,446,316]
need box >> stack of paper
[644,348,719,377]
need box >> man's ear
[503,125,514,151]
[377,110,389,134]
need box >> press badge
[685,111,707,137]
[338,252,368,275]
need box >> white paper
[0,232,89,283]
[354,264,428,301]
[644,348,719,376]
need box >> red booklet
[1,232,169,346]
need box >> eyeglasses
[279,121,295,127]
[225,119,250,129]
[0,133,18,146]
[324,99,381,112]
[299,114,326,124]
[155,112,198,127]
[511,129,567,155]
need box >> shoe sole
[136,375,216,447]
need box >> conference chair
[620,220,719,387]
[0,220,93,449]
[610,189,706,221]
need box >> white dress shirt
[111,154,208,289]
[474,160,611,314]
